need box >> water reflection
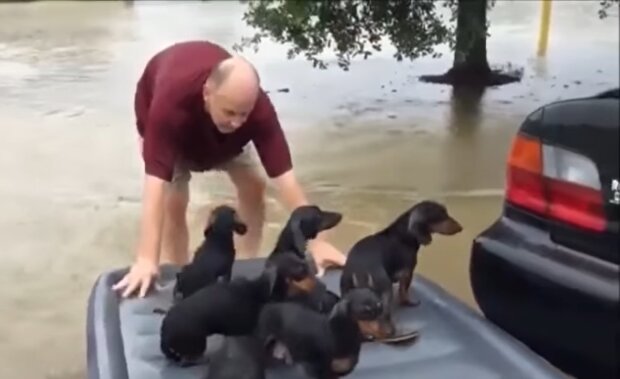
[0,1,617,378]
[448,85,487,135]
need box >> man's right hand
[113,173,167,298]
[112,257,160,298]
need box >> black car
[469,88,619,379]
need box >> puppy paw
[272,342,293,364]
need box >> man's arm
[249,94,311,211]
[113,100,180,297]
[270,169,309,210]
[137,104,180,260]
[136,174,167,265]
[113,172,169,298]
[249,94,344,270]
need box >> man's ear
[202,80,211,98]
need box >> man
[112,40,346,298]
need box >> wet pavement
[0,1,618,378]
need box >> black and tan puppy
[287,278,340,314]
[159,253,316,366]
[206,335,266,379]
[204,254,319,379]
[269,251,319,300]
[173,205,247,300]
[258,288,384,379]
[340,200,462,339]
[267,205,343,261]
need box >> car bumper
[469,213,619,379]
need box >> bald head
[208,55,260,95]
[203,55,262,134]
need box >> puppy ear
[319,211,343,231]
[207,210,217,225]
[407,210,432,245]
[367,272,374,289]
[264,265,280,296]
[290,218,308,254]
[329,297,350,320]
[203,211,217,237]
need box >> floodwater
[0,1,617,377]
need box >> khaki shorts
[139,137,260,185]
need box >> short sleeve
[250,94,293,178]
[142,97,182,182]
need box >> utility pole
[537,0,553,57]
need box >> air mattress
[86,258,565,379]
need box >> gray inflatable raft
[86,258,565,379]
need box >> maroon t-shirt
[133,40,293,181]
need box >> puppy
[287,278,340,314]
[267,205,342,261]
[268,252,319,301]
[195,252,320,375]
[173,205,247,300]
[160,253,316,365]
[340,200,462,338]
[258,288,383,379]
[206,335,266,379]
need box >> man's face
[204,84,257,134]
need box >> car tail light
[506,134,606,232]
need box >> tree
[422,0,510,86]
[599,0,619,18]
[234,0,515,87]
[234,0,618,87]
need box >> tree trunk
[451,0,490,76]
[419,0,520,87]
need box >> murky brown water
[0,1,618,378]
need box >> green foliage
[233,0,454,70]
[598,0,619,18]
[234,0,617,71]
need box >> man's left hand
[307,239,347,277]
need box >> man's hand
[308,238,347,277]
[112,257,160,298]
[113,173,167,298]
